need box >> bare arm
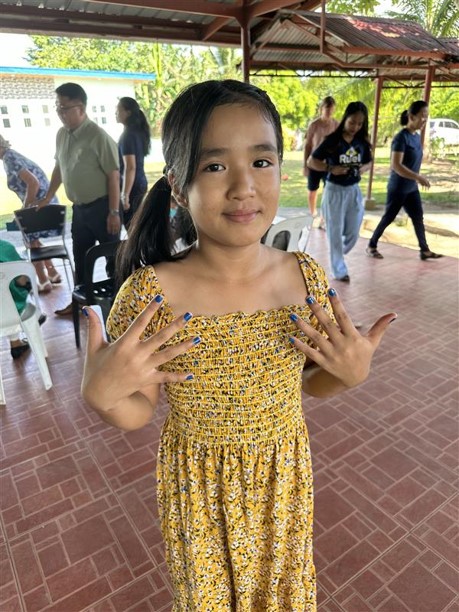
[307,154,348,176]
[303,130,313,176]
[121,154,136,210]
[106,169,121,234]
[81,298,198,431]
[37,164,62,208]
[18,168,40,206]
[391,150,430,187]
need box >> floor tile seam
[81,433,160,568]
[322,512,458,604]
[1,508,36,612]
[78,572,163,612]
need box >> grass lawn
[1,147,457,229]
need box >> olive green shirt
[55,117,119,205]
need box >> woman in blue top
[116,97,151,230]
[308,102,372,282]
[0,135,62,292]
[367,101,442,260]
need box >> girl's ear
[168,171,188,208]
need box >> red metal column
[421,65,435,147]
[365,75,384,209]
[241,24,250,83]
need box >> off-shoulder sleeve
[106,266,171,342]
[296,252,335,322]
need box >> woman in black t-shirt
[116,97,151,230]
[308,102,372,282]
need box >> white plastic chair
[0,261,52,404]
[264,214,314,252]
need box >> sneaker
[420,251,443,260]
[366,247,384,259]
[54,303,73,316]
[11,341,30,359]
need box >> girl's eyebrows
[199,143,277,160]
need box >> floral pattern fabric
[107,252,332,611]
[3,148,59,240]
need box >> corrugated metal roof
[0,1,457,81]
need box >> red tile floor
[1,229,458,611]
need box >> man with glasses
[39,82,120,315]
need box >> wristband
[109,209,120,216]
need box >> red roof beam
[343,45,448,60]
[87,0,243,19]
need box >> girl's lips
[224,210,259,223]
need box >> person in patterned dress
[0,134,62,292]
[81,80,395,611]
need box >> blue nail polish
[289,313,298,322]
[185,374,194,380]
[289,336,295,344]
[154,295,163,303]
[192,336,201,345]
[82,307,89,317]
[306,296,315,305]
[184,312,193,322]
[328,288,337,297]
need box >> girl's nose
[227,167,255,200]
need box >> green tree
[387,0,459,36]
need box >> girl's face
[180,103,281,249]
[343,111,366,138]
[409,107,429,131]
[116,102,130,124]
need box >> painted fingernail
[306,296,315,305]
[328,288,337,297]
[192,336,201,345]
[289,336,296,344]
[154,295,163,303]
[82,307,89,317]
[185,374,194,380]
[289,313,298,322]
[183,312,193,322]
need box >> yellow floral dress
[107,252,332,612]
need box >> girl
[307,101,372,282]
[116,96,151,229]
[367,100,443,260]
[82,80,395,611]
[0,135,62,292]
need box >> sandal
[37,280,53,293]
[366,247,384,259]
[48,273,62,284]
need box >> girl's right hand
[81,297,196,413]
[329,165,348,176]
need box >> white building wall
[1,73,139,175]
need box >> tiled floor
[1,229,458,611]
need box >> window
[3,119,11,128]
[0,106,8,114]
[100,105,105,112]
[42,104,49,114]
[101,117,107,124]
[44,118,51,126]
[22,105,29,114]
[24,118,32,127]
[92,105,97,113]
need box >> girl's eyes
[203,159,273,172]
[253,159,272,168]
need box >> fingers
[366,313,397,346]
[84,305,109,354]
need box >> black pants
[72,197,120,284]
[369,188,429,252]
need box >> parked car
[429,118,459,146]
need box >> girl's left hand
[290,289,396,388]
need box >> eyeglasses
[55,104,81,114]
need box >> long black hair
[118,97,151,155]
[116,80,283,286]
[400,100,428,126]
[318,101,370,157]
